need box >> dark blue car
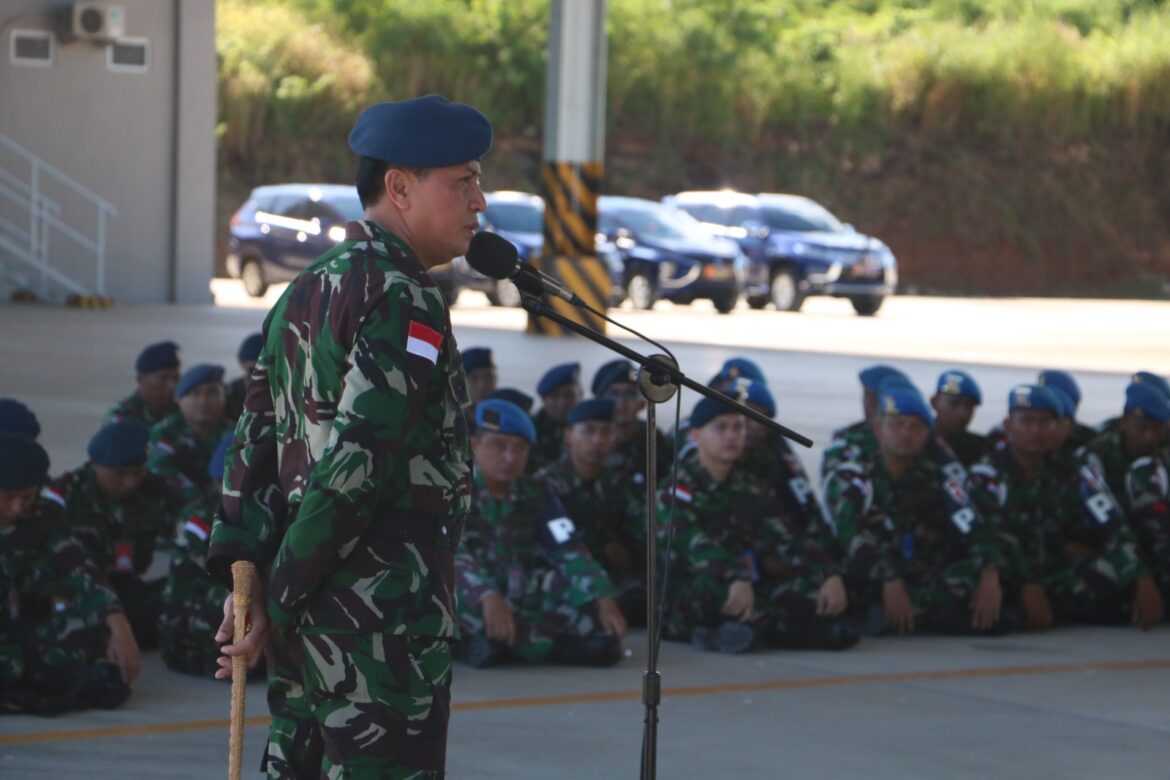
[663,191,897,315]
[598,196,746,313]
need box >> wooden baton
[229,560,256,780]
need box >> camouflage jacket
[660,457,843,588]
[741,432,833,551]
[529,408,566,472]
[941,431,990,469]
[47,464,179,579]
[163,491,226,612]
[147,412,230,507]
[1123,449,1169,577]
[1,495,122,630]
[823,452,1001,584]
[456,473,614,609]
[536,456,644,562]
[105,392,176,427]
[1080,429,1144,511]
[819,419,966,484]
[224,376,247,425]
[965,443,1145,585]
[605,420,674,483]
[208,220,473,639]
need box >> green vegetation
[216,0,1170,295]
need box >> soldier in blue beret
[225,332,263,425]
[820,365,913,480]
[461,346,497,406]
[531,362,583,470]
[147,364,230,507]
[0,433,139,714]
[485,388,534,414]
[1038,369,1096,452]
[456,400,625,668]
[708,357,767,392]
[591,359,673,483]
[49,420,181,649]
[1099,370,1170,441]
[105,341,181,427]
[930,370,987,467]
[0,398,40,439]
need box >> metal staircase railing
[0,131,117,300]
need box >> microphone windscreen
[466,232,519,280]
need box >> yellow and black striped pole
[529,0,609,336]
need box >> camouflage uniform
[104,392,176,427]
[0,496,127,712]
[966,442,1147,623]
[741,432,830,546]
[224,376,247,425]
[456,474,615,661]
[529,408,566,472]
[147,412,229,507]
[47,464,179,648]
[941,430,990,469]
[536,455,646,621]
[606,420,674,482]
[207,220,472,779]
[659,458,843,642]
[820,420,964,484]
[1124,450,1170,601]
[823,452,1003,630]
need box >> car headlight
[790,242,807,256]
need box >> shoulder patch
[406,320,443,364]
[41,486,66,507]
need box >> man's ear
[384,168,413,210]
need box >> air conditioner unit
[70,3,126,43]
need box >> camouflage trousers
[108,573,164,650]
[158,583,228,676]
[457,568,603,663]
[262,629,453,779]
[846,556,982,632]
[661,566,823,641]
[1044,555,1131,625]
[0,600,109,693]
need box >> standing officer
[105,341,181,426]
[530,362,582,468]
[148,364,230,506]
[930,370,987,467]
[207,95,486,778]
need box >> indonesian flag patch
[672,485,694,503]
[41,486,66,508]
[406,321,443,364]
[185,515,211,542]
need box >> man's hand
[596,596,628,638]
[1132,576,1164,632]
[481,593,516,646]
[970,567,1003,630]
[213,574,271,681]
[722,580,754,622]
[816,574,848,617]
[1020,582,1053,631]
[882,578,914,634]
[104,611,141,684]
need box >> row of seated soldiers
[0,337,261,715]
[450,349,1170,664]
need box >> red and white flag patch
[672,485,694,503]
[185,515,210,542]
[41,486,66,507]
[406,321,443,364]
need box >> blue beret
[566,398,615,425]
[0,433,49,491]
[461,347,494,373]
[237,333,264,363]
[177,364,225,398]
[1038,370,1081,407]
[476,399,536,444]
[136,341,180,374]
[537,362,581,397]
[860,364,910,392]
[878,387,934,427]
[1046,386,1076,421]
[485,388,534,414]
[1132,371,1170,400]
[1125,382,1170,422]
[691,396,740,429]
[878,375,916,395]
[712,357,766,387]
[1009,384,1063,416]
[208,432,234,481]
[592,359,637,395]
[348,95,493,168]
[725,378,775,418]
[87,420,150,468]
[0,398,40,440]
[936,370,982,404]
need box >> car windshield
[329,195,364,223]
[603,203,707,241]
[761,202,845,233]
[487,201,543,233]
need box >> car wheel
[241,258,268,298]
[626,273,655,310]
[850,296,884,316]
[746,295,769,310]
[713,293,738,314]
[770,269,803,312]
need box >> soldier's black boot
[66,661,131,710]
[547,634,623,667]
[690,622,756,654]
[455,634,506,669]
[765,617,861,651]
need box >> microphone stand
[518,293,811,780]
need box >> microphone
[465,231,584,306]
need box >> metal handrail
[0,133,116,217]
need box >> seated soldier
[224,332,263,424]
[820,364,913,481]
[968,385,1164,631]
[461,346,497,405]
[105,341,181,426]
[824,386,1005,636]
[537,398,647,624]
[930,370,988,468]
[0,433,138,715]
[0,398,40,439]
[1038,369,1097,453]
[147,364,231,506]
[47,420,180,649]
[592,359,673,482]
[455,399,626,668]
[160,434,252,675]
[485,387,534,414]
[674,356,770,450]
[530,362,583,469]
[661,397,858,654]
